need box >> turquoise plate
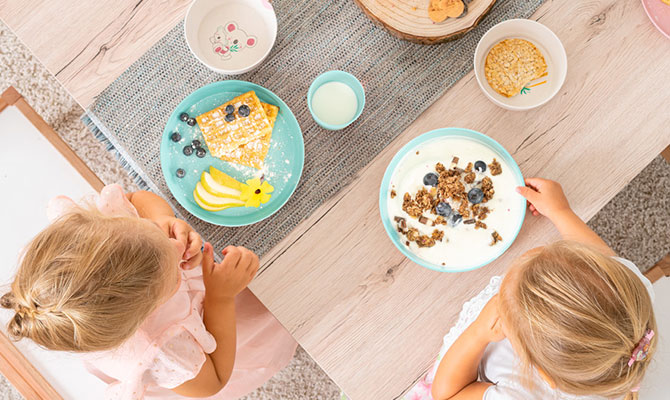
[379,128,525,273]
[160,81,304,226]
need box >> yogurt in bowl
[379,128,526,272]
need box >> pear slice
[193,190,229,212]
[193,190,243,212]
[194,182,244,208]
[209,166,245,191]
[201,172,241,199]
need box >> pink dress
[48,185,298,400]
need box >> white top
[480,257,654,400]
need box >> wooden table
[2,0,669,398]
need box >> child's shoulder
[96,184,139,218]
[46,184,138,220]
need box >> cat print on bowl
[210,22,257,60]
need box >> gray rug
[83,0,547,258]
[587,155,670,273]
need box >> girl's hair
[500,241,656,400]
[1,207,175,352]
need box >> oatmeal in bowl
[380,128,526,272]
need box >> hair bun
[7,312,32,339]
[1,292,16,309]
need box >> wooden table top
[2,0,669,398]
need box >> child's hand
[516,178,571,220]
[201,243,258,301]
[472,295,505,344]
[154,216,203,269]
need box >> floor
[1,19,668,400]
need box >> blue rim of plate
[160,80,304,226]
[379,127,526,273]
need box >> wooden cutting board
[354,0,497,44]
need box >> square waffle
[196,91,272,155]
[218,103,279,169]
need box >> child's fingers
[183,251,203,270]
[171,221,190,249]
[238,249,258,275]
[515,185,539,204]
[184,231,202,260]
[247,253,259,277]
[201,242,214,277]
[524,177,547,190]
[221,246,241,269]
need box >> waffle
[218,103,279,169]
[196,91,273,156]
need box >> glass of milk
[308,70,365,130]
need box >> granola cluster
[394,157,504,249]
[394,216,439,248]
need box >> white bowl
[473,19,567,111]
[184,0,277,75]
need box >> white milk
[386,136,525,270]
[311,82,358,126]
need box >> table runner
[83,0,546,259]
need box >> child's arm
[431,295,504,400]
[128,191,203,269]
[172,243,259,397]
[127,190,174,220]
[515,178,615,256]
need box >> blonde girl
[1,185,297,399]
[407,178,656,400]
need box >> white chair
[0,86,106,399]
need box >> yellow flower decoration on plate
[240,178,274,208]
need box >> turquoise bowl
[307,70,365,130]
[160,80,304,227]
[379,127,526,273]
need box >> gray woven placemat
[83,0,546,260]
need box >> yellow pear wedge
[193,191,229,212]
[209,166,245,190]
[201,172,242,199]
[194,182,244,209]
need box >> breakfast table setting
[1,0,669,398]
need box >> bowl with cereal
[473,19,567,111]
[379,128,526,272]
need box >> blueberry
[195,147,206,158]
[468,188,484,204]
[183,145,193,156]
[474,160,487,173]
[449,213,463,226]
[238,104,250,117]
[179,112,189,122]
[186,117,196,126]
[191,140,201,149]
[435,202,452,217]
[170,132,181,142]
[225,105,235,115]
[176,168,185,178]
[225,113,236,122]
[423,172,439,187]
